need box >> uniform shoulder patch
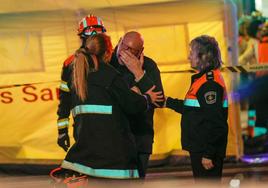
[204,91,217,104]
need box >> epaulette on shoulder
[206,71,214,80]
[64,54,75,67]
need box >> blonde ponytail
[73,49,89,101]
[72,33,113,101]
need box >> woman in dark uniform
[165,35,228,181]
[55,33,162,179]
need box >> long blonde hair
[72,33,113,101]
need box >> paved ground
[0,163,267,188]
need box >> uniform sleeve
[57,64,72,132]
[197,81,226,159]
[109,75,149,115]
[135,58,165,107]
[166,97,184,114]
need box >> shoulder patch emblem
[204,91,216,104]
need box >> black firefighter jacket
[57,59,149,178]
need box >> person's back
[57,34,150,179]
[57,14,107,140]
[65,61,138,172]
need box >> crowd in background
[238,10,268,154]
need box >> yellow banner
[0,74,240,164]
[0,82,68,163]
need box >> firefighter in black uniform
[110,31,165,178]
[56,33,163,179]
[57,14,107,143]
[165,35,228,181]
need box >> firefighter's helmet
[78,14,106,38]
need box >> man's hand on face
[119,50,144,79]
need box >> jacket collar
[191,66,214,83]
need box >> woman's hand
[202,157,214,170]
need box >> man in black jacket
[110,31,165,178]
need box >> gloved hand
[57,128,70,152]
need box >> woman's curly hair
[190,35,223,71]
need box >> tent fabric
[0,0,242,164]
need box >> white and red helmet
[78,14,106,38]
